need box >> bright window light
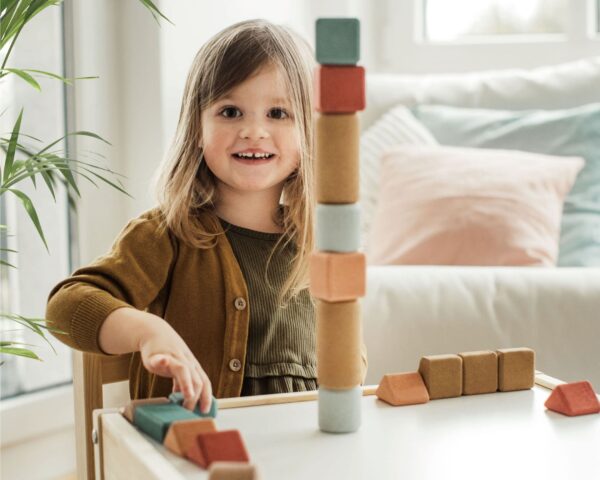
[424,0,567,41]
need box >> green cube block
[169,391,218,419]
[316,18,360,65]
[134,403,198,443]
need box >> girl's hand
[137,316,213,413]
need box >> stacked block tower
[310,18,366,433]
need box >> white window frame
[375,0,600,73]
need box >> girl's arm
[100,306,213,413]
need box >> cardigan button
[229,358,242,372]
[234,297,247,310]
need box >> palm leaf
[0,187,48,250]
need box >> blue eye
[269,108,290,119]
[220,107,241,118]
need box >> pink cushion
[367,146,584,266]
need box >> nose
[239,116,269,140]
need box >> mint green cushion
[413,103,600,266]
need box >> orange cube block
[376,372,430,406]
[545,381,600,417]
[314,65,366,113]
[187,430,250,469]
[309,251,366,302]
[164,418,217,457]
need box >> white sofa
[360,59,600,389]
[362,266,600,388]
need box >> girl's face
[200,63,300,198]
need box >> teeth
[235,152,273,159]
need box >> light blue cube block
[316,203,361,252]
[318,386,362,433]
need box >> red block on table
[544,381,600,417]
[314,65,365,113]
[186,430,250,469]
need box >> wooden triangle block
[545,381,600,416]
[376,372,429,406]
[122,397,169,423]
[186,430,250,469]
[164,418,217,456]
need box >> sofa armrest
[363,266,600,388]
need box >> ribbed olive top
[218,215,317,396]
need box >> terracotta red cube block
[187,430,250,469]
[545,381,600,417]
[309,251,366,302]
[314,65,365,113]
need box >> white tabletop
[144,383,600,480]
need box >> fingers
[148,353,212,413]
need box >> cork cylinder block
[316,300,363,389]
[418,354,463,400]
[309,251,366,302]
[315,113,360,204]
[318,386,362,433]
[316,203,361,252]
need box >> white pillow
[363,56,600,130]
[359,105,438,248]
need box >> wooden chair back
[72,351,131,480]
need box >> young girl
[46,19,367,414]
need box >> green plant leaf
[0,187,48,251]
[0,67,40,90]
[2,108,23,184]
[138,0,173,26]
[0,345,41,360]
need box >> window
[0,5,73,399]
[424,0,568,42]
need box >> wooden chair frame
[73,351,132,480]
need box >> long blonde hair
[152,19,315,307]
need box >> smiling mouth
[232,152,276,160]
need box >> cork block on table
[316,18,360,65]
[316,203,361,252]
[123,397,169,423]
[133,403,198,443]
[497,348,535,392]
[376,372,430,406]
[316,300,363,389]
[315,113,359,204]
[187,430,250,469]
[458,350,498,395]
[314,65,366,113]
[318,386,362,433]
[164,418,217,456]
[418,354,463,400]
[544,381,600,416]
[309,251,365,302]
[209,462,260,480]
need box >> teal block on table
[316,203,361,252]
[133,403,198,443]
[168,391,218,419]
[316,18,360,65]
[318,386,362,433]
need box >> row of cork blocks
[377,348,536,406]
[310,17,366,434]
[124,393,259,479]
